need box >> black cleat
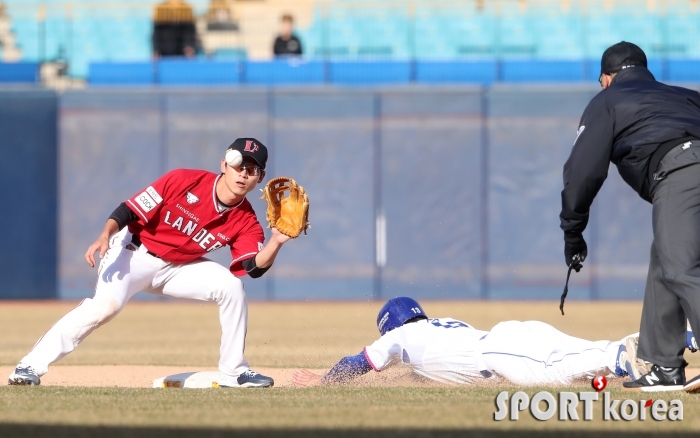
[622,364,684,392]
[217,370,274,388]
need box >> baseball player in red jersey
[9,138,286,387]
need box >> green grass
[1,386,699,437]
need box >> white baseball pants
[21,228,249,377]
[480,321,621,385]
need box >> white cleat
[622,333,651,380]
[8,364,40,386]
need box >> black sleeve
[273,37,283,55]
[108,202,139,230]
[181,22,196,50]
[241,256,270,279]
[293,36,303,55]
[560,92,614,236]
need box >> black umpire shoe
[623,364,685,392]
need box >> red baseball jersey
[125,168,264,276]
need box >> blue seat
[329,60,411,84]
[244,59,324,85]
[667,60,700,82]
[0,62,40,83]
[416,60,496,84]
[89,61,155,85]
[158,59,240,85]
[502,60,585,82]
[5,1,700,84]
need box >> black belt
[130,234,160,258]
[648,136,699,192]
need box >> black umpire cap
[600,41,647,76]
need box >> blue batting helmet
[376,297,428,336]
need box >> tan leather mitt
[260,177,310,238]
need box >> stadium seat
[415,60,497,84]
[329,60,411,84]
[244,59,324,84]
[89,61,155,85]
[0,61,40,82]
[5,0,700,85]
[158,59,240,85]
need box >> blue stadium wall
[2,84,689,301]
[0,89,58,299]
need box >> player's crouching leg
[215,275,274,388]
[160,259,273,387]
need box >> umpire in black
[560,41,700,392]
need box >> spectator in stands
[205,0,238,31]
[273,14,302,57]
[153,0,197,58]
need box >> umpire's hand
[564,232,587,272]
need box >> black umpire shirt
[560,67,700,235]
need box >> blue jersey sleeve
[321,352,373,384]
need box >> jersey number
[410,307,422,314]
[430,319,469,329]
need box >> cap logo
[244,140,259,153]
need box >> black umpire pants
[638,141,700,368]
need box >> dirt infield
[3,364,699,390]
[1,300,699,388]
[0,365,447,388]
[2,300,699,370]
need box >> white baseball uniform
[363,318,622,385]
[20,169,264,378]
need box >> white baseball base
[153,371,222,388]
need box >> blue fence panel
[13,84,694,300]
[59,90,164,299]
[487,87,594,300]
[0,89,58,299]
[593,166,652,300]
[379,89,484,299]
[245,59,325,85]
[270,91,376,299]
[415,61,497,84]
[158,60,240,85]
[89,62,155,85]
[0,62,40,83]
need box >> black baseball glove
[564,232,587,272]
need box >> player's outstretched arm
[84,219,119,267]
[293,352,373,386]
[255,228,291,269]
